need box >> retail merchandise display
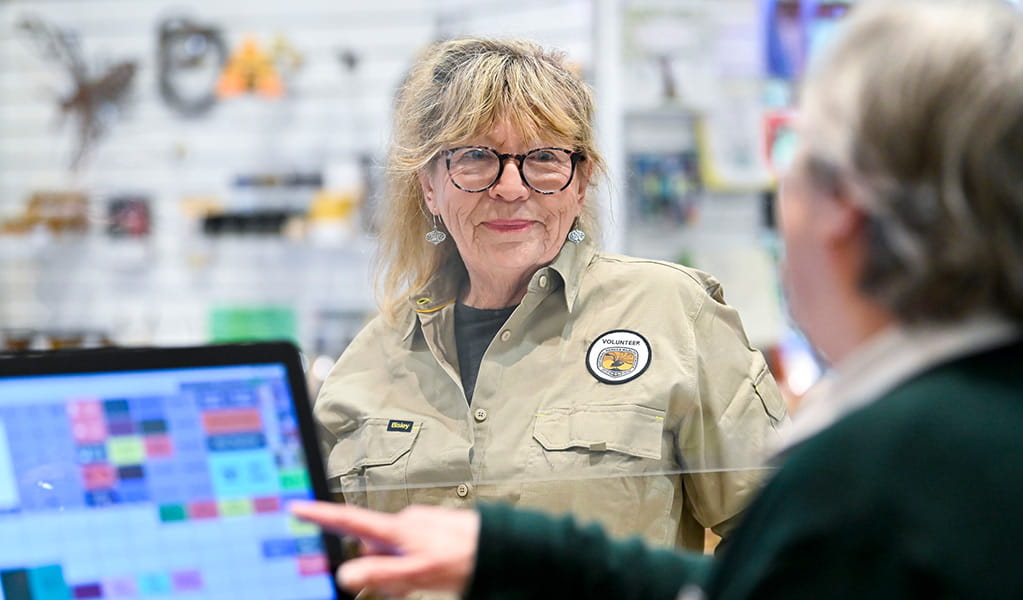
[216,36,285,99]
[0,191,89,235]
[157,16,228,118]
[0,160,371,352]
[16,16,137,171]
[763,0,852,79]
[625,111,702,227]
[106,195,152,238]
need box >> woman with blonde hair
[314,36,784,565]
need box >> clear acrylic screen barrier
[321,408,784,550]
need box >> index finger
[290,501,397,543]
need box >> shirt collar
[399,264,464,341]
[394,240,597,343]
[547,236,596,312]
[400,237,597,340]
[777,313,1022,453]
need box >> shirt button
[474,408,488,422]
[500,330,511,342]
[456,483,470,498]
[538,274,548,288]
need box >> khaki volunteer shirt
[316,238,786,553]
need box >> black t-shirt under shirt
[453,302,517,405]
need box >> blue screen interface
[0,363,334,600]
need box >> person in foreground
[314,34,784,558]
[295,0,1023,598]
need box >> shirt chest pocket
[327,418,421,509]
[527,405,666,475]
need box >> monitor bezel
[0,341,347,599]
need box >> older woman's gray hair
[798,0,1023,325]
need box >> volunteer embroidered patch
[586,329,652,384]
[386,419,414,432]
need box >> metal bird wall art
[17,15,137,171]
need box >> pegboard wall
[0,0,592,355]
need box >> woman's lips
[483,220,533,232]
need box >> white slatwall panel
[0,0,592,353]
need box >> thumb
[338,555,423,594]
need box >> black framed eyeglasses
[442,146,584,195]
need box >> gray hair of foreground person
[375,38,607,323]
[797,0,1023,326]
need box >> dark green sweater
[467,340,1023,600]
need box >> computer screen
[0,344,340,600]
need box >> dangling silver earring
[425,214,447,245]
[567,219,585,244]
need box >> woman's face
[776,140,851,362]
[777,148,822,340]
[420,120,588,280]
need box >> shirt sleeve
[676,277,788,539]
[467,503,714,600]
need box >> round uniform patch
[586,329,652,385]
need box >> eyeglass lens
[447,147,575,193]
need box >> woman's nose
[488,158,530,202]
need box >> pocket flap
[532,405,664,460]
[326,418,421,478]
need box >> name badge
[586,329,652,385]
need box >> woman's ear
[799,155,864,245]
[573,161,592,207]
[419,168,438,214]
[822,181,866,246]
